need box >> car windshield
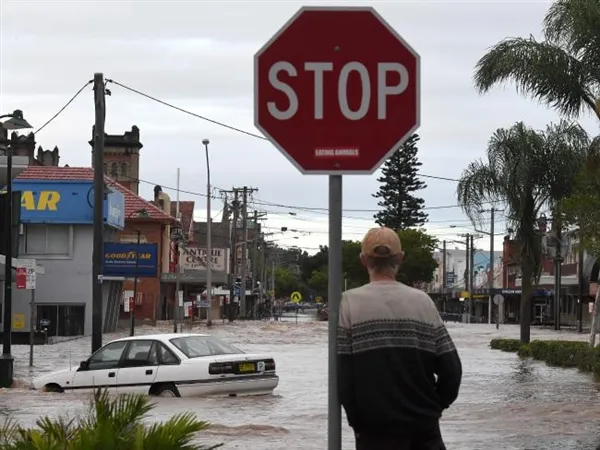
[169,336,243,358]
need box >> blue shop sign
[104,190,125,229]
[104,242,158,278]
[7,180,125,228]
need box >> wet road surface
[2,319,600,450]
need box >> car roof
[111,333,210,344]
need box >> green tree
[373,134,428,229]
[299,246,327,285]
[473,0,600,120]
[342,240,369,289]
[457,121,589,344]
[563,136,600,255]
[273,267,300,297]
[396,229,439,286]
[307,268,328,297]
[0,390,221,449]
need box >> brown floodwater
[2,317,599,449]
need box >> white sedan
[32,333,279,397]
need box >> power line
[106,78,460,183]
[34,80,93,135]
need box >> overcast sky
[2,0,599,257]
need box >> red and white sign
[254,6,420,174]
[16,267,26,289]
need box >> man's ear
[359,252,368,267]
[397,251,405,263]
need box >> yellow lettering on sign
[21,191,35,210]
[37,191,61,210]
[20,191,61,211]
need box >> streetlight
[128,209,149,337]
[0,110,33,388]
[202,138,212,327]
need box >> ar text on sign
[0,190,61,211]
[268,62,409,121]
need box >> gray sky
[2,0,597,254]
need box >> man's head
[360,227,404,278]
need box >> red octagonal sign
[254,6,420,175]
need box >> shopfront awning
[161,270,229,285]
[0,155,29,186]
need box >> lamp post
[127,209,149,337]
[202,138,212,327]
[0,110,33,388]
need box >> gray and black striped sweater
[337,280,462,435]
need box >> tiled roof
[17,166,173,222]
[170,201,195,237]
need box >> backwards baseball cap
[361,227,403,258]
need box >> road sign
[16,267,26,289]
[493,294,505,306]
[254,6,420,175]
[12,313,25,330]
[290,291,302,303]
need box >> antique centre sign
[180,247,229,273]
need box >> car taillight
[208,362,235,375]
[265,359,276,371]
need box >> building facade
[4,167,125,338]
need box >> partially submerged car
[32,333,279,397]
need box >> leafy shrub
[490,338,600,377]
[490,338,521,352]
[0,389,223,450]
[517,344,532,357]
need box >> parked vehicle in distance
[32,333,279,398]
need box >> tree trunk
[520,264,533,344]
[589,286,600,347]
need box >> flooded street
[2,319,600,450]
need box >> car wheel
[151,383,180,398]
[44,383,64,393]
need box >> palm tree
[457,121,589,343]
[474,0,600,120]
[0,389,222,450]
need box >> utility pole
[475,208,503,324]
[251,210,258,319]
[202,139,212,327]
[91,73,106,353]
[470,234,475,323]
[442,240,447,296]
[460,233,471,324]
[577,245,584,333]
[488,207,495,324]
[240,187,249,319]
[229,190,240,322]
[554,222,563,331]
[239,186,258,319]
[173,168,181,333]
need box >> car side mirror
[79,360,89,371]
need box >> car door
[116,339,158,394]
[70,341,128,393]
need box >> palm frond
[544,0,600,79]
[473,37,596,117]
[456,159,502,225]
[142,413,221,450]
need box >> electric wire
[105,78,461,183]
[34,80,93,135]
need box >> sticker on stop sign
[255,7,420,174]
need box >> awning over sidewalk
[160,270,229,285]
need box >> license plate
[238,362,256,373]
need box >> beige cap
[361,227,402,258]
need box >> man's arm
[337,296,359,427]
[434,323,462,408]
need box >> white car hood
[32,367,76,390]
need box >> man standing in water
[337,227,462,450]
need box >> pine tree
[373,134,428,229]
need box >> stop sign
[254,7,420,175]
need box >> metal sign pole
[328,174,342,450]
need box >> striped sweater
[337,280,462,434]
